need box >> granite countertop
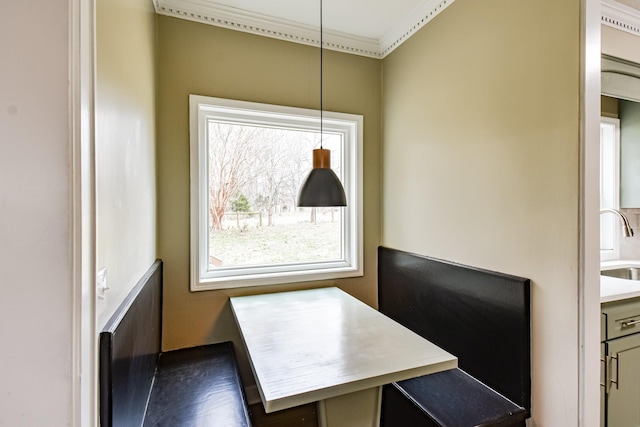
[601,260,640,303]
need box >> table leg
[317,386,382,427]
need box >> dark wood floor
[250,402,318,427]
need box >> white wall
[95,0,157,328]
[0,0,74,424]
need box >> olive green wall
[381,0,581,424]
[156,15,381,376]
[96,0,157,328]
[602,95,619,117]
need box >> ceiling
[178,0,427,40]
[154,0,640,58]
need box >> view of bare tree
[208,123,262,230]
[206,121,346,267]
[207,122,334,231]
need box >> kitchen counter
[601,260,640,303]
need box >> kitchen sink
[602,267,640,280]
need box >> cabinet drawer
[603,298,640,340]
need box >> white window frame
[189,95,363,291]
[600,116,621,261]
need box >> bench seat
[382,368,527,427]
[144,343,251,427]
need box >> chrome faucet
[600,208,634,237]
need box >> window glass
[600,118,620,261]
[190,95,362,290]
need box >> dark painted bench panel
[100,260,162,427]
[378,246,531,426]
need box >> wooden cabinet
[601,343,606,427]
[605,333,640,426]
[602,297,640,426]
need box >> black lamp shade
[297,168,347,207]
[297,148,346,207]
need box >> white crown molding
[153,0,456,58]
[155,0,640,58]
[379,0,455,57]
[602,0,640,37]
[153,0,382,58]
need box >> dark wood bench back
[378,246,530,410]
[99,260,163,427]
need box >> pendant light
[297,0,347,207]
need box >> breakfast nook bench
[99,260,252,426]
[378,247,531,427]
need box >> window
[600,117,620,261]
[189,95,363,290]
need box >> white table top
[230,287,457,413]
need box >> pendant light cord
[320,0,324,149]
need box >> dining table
[230,286,457,427]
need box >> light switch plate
[97,267,108,299]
